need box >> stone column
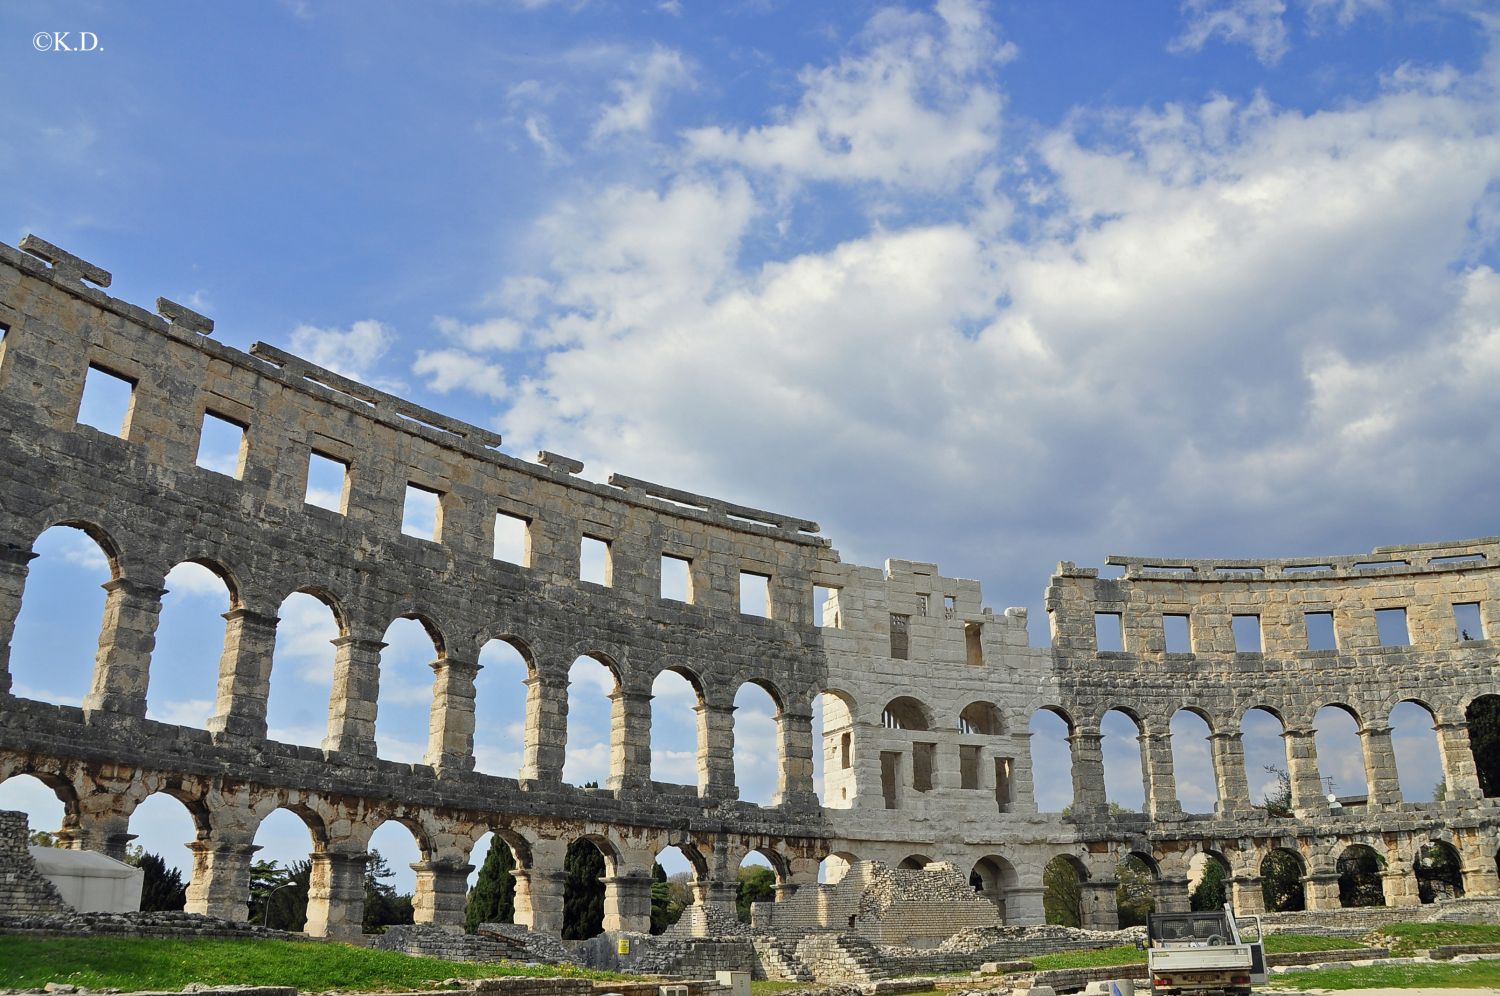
[697,702,737,801]
[516,869,566,935]
[0,547,38,697]
[1282,728,1328,817]
[1303,871,1341,911]
[206,608,279,740]
[609,688,652,792]
[1009,732,1039,815]
[1068,728,1108,815]
[1381,862,1422,906]
[1230,874,1265,915]
[83,578,168,718]
[426,658,480,775]
[1081,878,1120,929]
[776,704,818,808]
[1359,724,1403,809]
[57,815,134,860]
[522,673,566,784]
[1140,730,1182,821]
[322,636,384,758]
[1435,721,1483,801]
[603,872,653,933]
[1153,876,1191,913]
[185,839,259,921]
[305,851,367,940]
[1210,732,1254,815]
[1459,835,1500,898]
[1005,885,1046,925]
[697,877,738,924]
[412,858,474,929]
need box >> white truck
[1144,904,1267,996]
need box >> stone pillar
[83,578,167,718]
[1303,871,1341,911]
[603,872,653,933]
[1006,885,1046,925]
[697,702,737,800]
[185,839,259,921]
[1460,835,1500,898]
[776,704,818,808]
[58,810,134,860]
[522,674,566,784]
[1068,728,1108,814]
[1140,730,1182,821]
[305,851,367,940]
[1381,862,1421,906]
[0,547,39,697]
[609,688,652,792]
[1435,721,1483,801]
[1009,732,1038,815]
[1282,728,1328,817]
[1359,724,1403,809]
[697,877,738,923]
[206,608,279,740]
[426,658,480,774]
[1153,876,1191,913]
[1081,878,1120,929]
[412,858,474,929]
[1230,874,1265,915]
[517,869,566,935]
[1210,732,1254,815]
[322,636,385,758]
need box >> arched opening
[374,616,442,763]
[565,656,619,787]
[145,562,233,728]
[1101,709,1145,812]
[1042,854,1088,926]
[9,524,115,706]
[1314,705,1369,803]
[815,690,857,808]
[960,702,1003,735]
[651,668,702,790]
[737,849,783,922]
[899,853,933,870]
[127,793,203,911]
[1415,840,1464,903]
[365,820,424,933]
[1030,708,1074,813]
[1187,851,1229,911]
[881,696,931,731]
[1118,853,1158,925]
[1390,701,1443,803]
[970,854,1019,920]
[1170,710,1219,815]
[266,591,342,747]
[734,681,781,806]
[1466,695,1500,798]
[563,837,613,939]
[0,772,72,843]
[1242,707,1290,815]
[1260,847,1306,912]
[820,851,858,885]
[1337,843,1386,907]
[465,831,519,932]
[250,807,324,930]
[651,844,699,935]
[473,638,532,778]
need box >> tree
[465,838,516,933]
[28,830,59,847]
[1467,697,1500,798]
[127,848,187,912]
[1190,858,1227,912]
[1415,843,1464,903]
[562,839,606,940]
[1337,848,1385,908]
[736,865,776,923]
[248,858,311,930]
[362,850,414,933]
[1259,766,1293,819]
[1043,857,1082,927]
[650,861,686,934]
[1261,851,1305,911]
[1117,856,1156,926]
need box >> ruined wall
[0,810,70,918]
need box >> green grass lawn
[1375,921,1500,957]
[1270,958,1500,991]
[1024,933,1376,973]
[0,936,630,992]
[748,981,812,996]
[1260,934,1373,954]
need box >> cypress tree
[465,838,516,933]
[562,839,605,939]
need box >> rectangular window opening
[1376,606,1411,647]
[916,593,930,617]
[580,535,612,586]
[305,451,349,514]
[813,585,839,628]
[943,594,957,619]
[739,571,770,617]
[889,613,910,660]
[959,744,981,790]
[880,751,901,809]
[1432,553,1485,565]
[965,622,984,666]
[912,742,935,793]
[839,732,851,769]
[402,483,443,542]
[661,554,692,603]
[1455,602,1484,641]
[1094,611,1124,652]
[1305,611,1337,651]
[1163,613,1192,653]
[196,411,247,479]
[994,757,1013,813]
[76,364,136,438]
[1232,614,1262,653]
[1282,564,1334,575]
[493,510,531,567]
[1356,560,1408,571]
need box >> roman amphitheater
[1,235,1497,948]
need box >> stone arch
[899,853,934,870]
[1415,839,1465,903]
[147,560,236,730]
[1314,703,1370,802]
[970,853,1020,918]
[563,833,621,940]
[882,695,932,731]
[1388,699,1443,803]
[650,664,706,790]
[0,769,80,838]
[1042,852,1090,927]
[1184,849,1230,912]
[474,636,536,778]
[1117,850,1160,925]
[1170,708,1219,815]
[1100,706,1146,811]
[249,803,329,932]
[1241,706,1290,811]
[734,679,784,806]
[959,701,1004,735]
[820,849,859,885]
[1467,694,1500,799]
[375,613,447,764]
[1030,706,1076,813]
[1336,842,1386,907]
[564,653,622,788]
[266,587,346,749]
[30,516,127,578]
[1260,846,1306,912]
[815,688,858,808]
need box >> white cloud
[147,698,215,728]
[164,561,229,599]
[1171,0,1290,65]
[434,315,525,351]
[289,319,394,382]
[413,349,509,400]
[593,46,692,141]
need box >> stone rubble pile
[0,909,296,940]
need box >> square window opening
[196,411,247,478]
[880,751,901,809]
[813,585,840,628]
[916,593,930,617]
[493,510,531,567]
[1232,614,1262,653]
[889,613,910,660]
[739,570,770,617]
[1094,611,1124,652]
[1455,602,1484,641]
[580,535,612,586]
[943,594,957,619]
[995,757,1013,812]
[959,744,981,790]
[306,451,349,513]
[1376,606,1410,647]
[1163,613,1192,653]
[965,622,984,666]
[1305,611,1337,650]
[402,483,443,542]
[661,554,692,602]
[77,364,136,438]
[912,742,935,793]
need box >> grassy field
[1375,920,1500,957]
[1024,933,1361,972]
[1270,958,1500,990]
[0,936,630,992]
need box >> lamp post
[263,879,298,927]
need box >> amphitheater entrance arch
[1029,707,1075,813]
[1042,853,1090,927]
[820,850,859,885]
[1466,695,1500,798]
[562,835,618,939]
[899,853,934,870]
[1416,840,1464,903]
[250,806,327,932]
[0,771,77,842]
[8,523,116,709]
[970,854,1019,919]
[814,689,857,808]
[1336,843,1385,907]
[1117,851,1159,924]
[1260,847,1306,912]
[651,843,702,934]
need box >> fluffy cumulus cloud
[289,319,395,382]
[1172,0,1395,64]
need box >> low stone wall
[568,931,756,978]
[1248,897,1500,932]
[1430,943,1500,959]
[0,809,70,918]
[1267,947,1388,966]
[0,909,298,941]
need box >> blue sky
[2,0,1497,894]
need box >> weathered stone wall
[0,810,69,917]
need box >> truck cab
[1145,905,1267,996]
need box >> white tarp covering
[29,846,143,912]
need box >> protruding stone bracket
[19,234,112,288]
[608,472,821,534]
[538,451,585,475]
[156,297,215,335]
